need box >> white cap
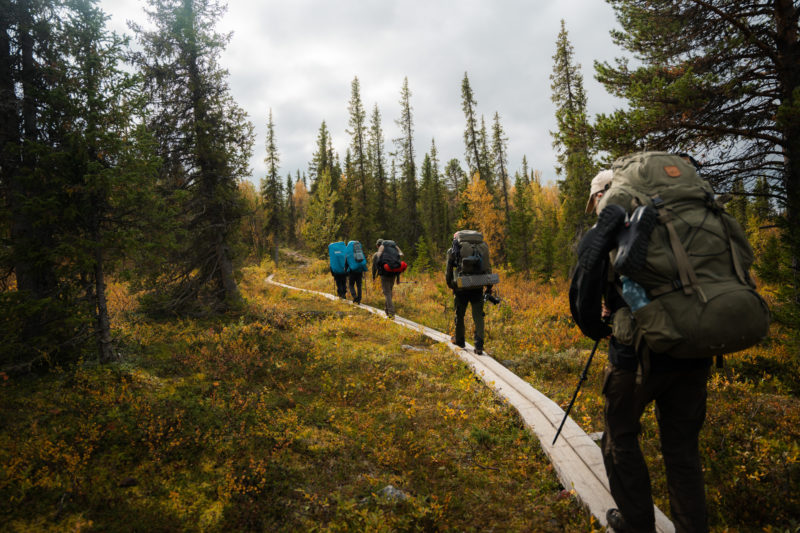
[585,170,613,214]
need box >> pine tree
[132,0,254,313]
[595,0,800,315]
[550,19,596,272]
[393,77,419,251]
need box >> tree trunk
[216,236,241,304]
[94,244,114,363]
[775,0,800,308]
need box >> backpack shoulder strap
[651,195,703,300]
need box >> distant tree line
[2,0,797,371]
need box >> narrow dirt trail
[266,273,675,533]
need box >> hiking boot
[450,336,465,348]
[474,348,483,355]
[605,508,655,533]
[606,509,629,532]
[578,203,627,270]
[614,205,658,277]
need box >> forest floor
[1,250,799,531]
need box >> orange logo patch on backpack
[664,165,681,177]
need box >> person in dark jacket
[445,232,493,355]
[576,170,711,533]
[371,239,404,318]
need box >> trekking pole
[552,337,602,446]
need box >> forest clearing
[1,255,798,531]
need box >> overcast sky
[100,0,627,186]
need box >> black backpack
[379,240,402,271]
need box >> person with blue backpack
[345,240,368,304]
[328,241,348,299]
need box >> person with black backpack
[445,230,498,355]
[371,239,406,318]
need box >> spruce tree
[132,0,254,313]
[301,168,341,258]
[393,77,419,252]
[507,175,534,272]
[66,0,165,362]
[491,111,511,230]
[461,72,487,182]
[309,120,331,195]
[478,115,494,192]
[285,173,296,245]
[418,149,445,258]
[368,104,389,237]
[261,108,282,263]
[550,19,596,272]
[346,77,370,243]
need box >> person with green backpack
[572,154,769,533]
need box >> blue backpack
[345,241,368,273]
[328,241,347,275]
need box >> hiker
[445,230,496,355]
[345,240,368,304]
[573,155,768,533]
[371,239,406,318]
[328,241,348,299]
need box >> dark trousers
[602,364,709,533]
[348,272,362,303]
[453,289,484,350]
[333,273,347,298]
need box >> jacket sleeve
[445,249,455,289]
[371,253,378,279]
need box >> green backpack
[598,152,770,358]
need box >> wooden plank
[265,275,675,532]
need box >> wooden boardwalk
[266,274,674,532]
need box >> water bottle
[621,276,650,311]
